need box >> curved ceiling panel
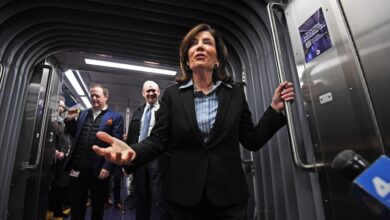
[0,0,274,122]
[0,0,270,67]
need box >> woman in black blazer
[93,23,294,220]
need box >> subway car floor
[48,197,135,220]
[84,199,136,220]
[52,177,136,220]
[56,194,136,220]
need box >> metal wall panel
[283,0,386,219]
[340,0,390,154]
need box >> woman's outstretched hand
[271,81,295,112]
[92,131,136,165]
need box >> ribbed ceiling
[0,0,271,108]
[0,0,270,69]
[0,0,273,113]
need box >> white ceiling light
[65,70,85,96]
[143,60,160,65]
[85,58,176,76]
[75,70,90,96]
[81,96,92,109]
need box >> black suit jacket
[126,104,167,220]
[127,83,285,206]
[125,105,148,200]
[126,105,145,146]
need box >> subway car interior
[0,0,389,219]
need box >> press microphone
[331,150,390,219]
[331,149,370,180]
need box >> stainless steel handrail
[267,2,325,171]
[0,63,4,89]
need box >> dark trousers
[135,159,164,220]
[164,191,247,220]
[69,170,109,220]
[112,166,122,204]
[113,177,121,204]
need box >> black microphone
[331,149,369,181]
[331,150,390,219]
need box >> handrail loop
[267,2,325,172]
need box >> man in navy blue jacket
[64,84,123,220]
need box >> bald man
[125,81,164,220]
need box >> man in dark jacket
[126,80,164,220]
[64,84,123,220]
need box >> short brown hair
[176,24,231,84]
[90,84,109,97]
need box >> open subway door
[8,64,61,220]
[267,0,389,219]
